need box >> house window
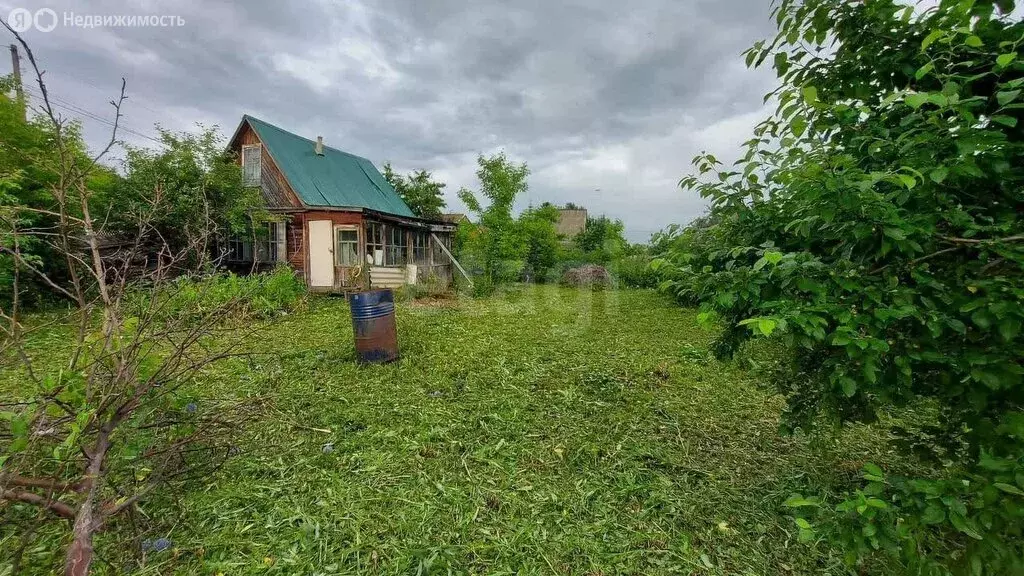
[413,231,429,265]
[266,221,286,262]
[335,228,359,266]
[226,236,252,261]
[365,221,384,265]
[251,221,286,263]
[386,226,407,267]
[242,144,261,186]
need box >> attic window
[242,144,261,186]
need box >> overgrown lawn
[3,287,893,574]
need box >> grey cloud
[2,0,779,241]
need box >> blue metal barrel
[349,289,399,364]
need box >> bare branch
[2,489,76,520]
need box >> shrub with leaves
[518,203,562,282]
[133,267,305,324]
[575,215,627,265]
[381,163,447,220]
[657,0,1023,572]
[457,153,530,285]
[610,253,659,289]
[0,33,276,574]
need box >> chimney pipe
[315,136,324,156]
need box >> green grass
[3,286,894,575]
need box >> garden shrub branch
[656,0,1024,572]
[0,27,300,576]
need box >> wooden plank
[431,233,472,286]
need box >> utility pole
[10,44,26,120]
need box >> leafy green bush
[457,153,531,286]
[520,203,561,281]
[610,254,658,289]
[470,275,496,298]
[574,215,627,265]
[256,266,307,312]
[650,216,727,303]
[134,267,305,322]
[658,0,1024,572]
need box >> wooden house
[224,115,460,291]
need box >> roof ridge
[243,114,371,163]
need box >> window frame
[365,221,384,266]
[266,220,286,263]
[412,230,430,265]
[228,221,285,263]
[334,226,360,267]
[252,221,286,263]
[386,225,408,267]
[241,144,262,187]
[226,236,251,262]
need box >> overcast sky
[3,0,779,241]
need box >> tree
[1,75,261,302]
[1,30,254,576]
[0,76,118,307]
[382,163,447,219]
[108,126,263,271]
[575,215,626,264]
[518,203,561,281]
[659,0,1024,571]
[457,153,530,284]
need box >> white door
[308,220,334,288]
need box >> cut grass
[2,286,895,575]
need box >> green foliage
[569,215,648,287]
[456,153,530,284]
[469,274,496,298]
[110,126,264,268]
[382,163,447,220]
[659,0,1024,571]
[0,90,262,303]
[452,219,475,257]
[575,215,627,264]
[1,287,908,574]
[134,267,306,324]
[518,203,561,281]
[0,84,111,305]
[650,215,730,305]
[610,246,660,289]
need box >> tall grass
[129,267,306,323]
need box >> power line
[21,86,163,145]
[40,69,167,117]
[23,86,161,143]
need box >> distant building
[555,208,587,238]
[440,213,470,225]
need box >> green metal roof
[244,115,415,217]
